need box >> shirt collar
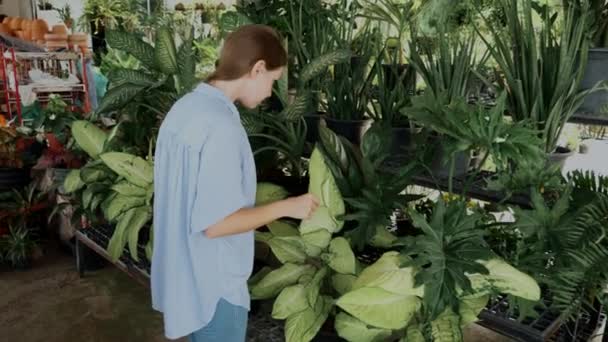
[194,82,240,119]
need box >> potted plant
[480,0,603,169]
[566,0,608,117]
[360,0,418,82]
[0,224,38,269]
[38,0,53,11]
[284,0,345,137]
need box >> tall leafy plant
[62,120,154,262]
[478,0,600,153]
[408,27,482,104]
[98,25,198,151]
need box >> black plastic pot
[428,137,471,179]
[304,113,324,145]
[383,126,418,167]
[578,48,608,116]
[324,117,372,146]
[546,146,575,170]
[0,167,30,192]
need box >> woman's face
[239,63,284,109]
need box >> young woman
[151,25,319,342]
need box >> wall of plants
[3,0,607,341]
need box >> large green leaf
[256,182,289,206]
[177,37,197,94]
[332,274,357,295]
[111,180,147,197]
[335,312,392,342]
[100,152,154,187]
[80,163,114,183]
[97,83,146,114]
[336,287,420,330]
[305,267,328,308]
[250,263,316,299]
[267,237,308,264]
[458,294,488,328]
[467,258,540,301]
[353,252,423,297]
[63,169,85,193]
[300,207,340,234]
[324,237,358,275]
[103,194,147,222]
[282,93,311,121]
[154,26,179,75]
[308,148,345,224]
[108,68,158,87]
[71,121,108,159]
[272,284,309,320]
[107,209,135,262]
[106,30,155,68]
[268,220,299,237]
[300,49,352,85]
[285,295,333,342]
[127,206,152,262]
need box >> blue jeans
[188,298,248,342]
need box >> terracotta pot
[22,28,32,41]
[68,33,87,41]
[46,41,68,50]
[9,18,22,31]
[2,17,11,25]
[20,19,30,31]
[45,33,69,41]
[51,25,67,35]
[36,40,46,46]
[31,19,49,41]
[14,30,24,40]
[0,23,10,34]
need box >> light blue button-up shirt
[151,83,257,339]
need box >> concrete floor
[0,240,515,342]
[0,241,184,342]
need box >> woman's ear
[250,60,267,77]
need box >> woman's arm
[204,193,319,239]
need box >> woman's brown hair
[207,24,287,82]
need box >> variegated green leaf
[108,68,158,87]
[100,152,153,187]
[106,30,155,69]
[300,49,352,84]
[177,37,197,94]
[97,83,146,114]
[127,206,152,261]
[71,121,108,159]
[154,26,178,75]
[282,93,311,121]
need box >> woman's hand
[282,193,320,220]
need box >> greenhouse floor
[0,240,527,342]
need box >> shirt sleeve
[189,125,248,234]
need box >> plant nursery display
[3,0,608,341]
